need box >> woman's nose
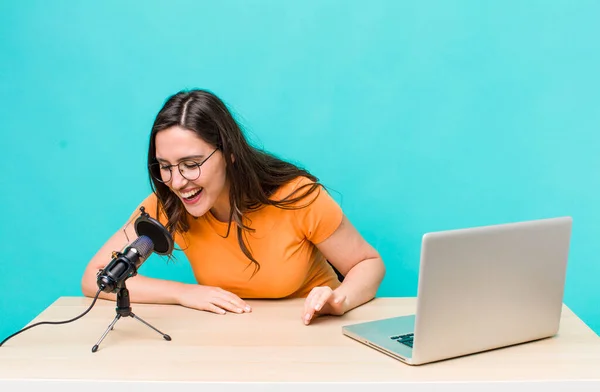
[170,169,188,189]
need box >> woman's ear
[230,153,235,163]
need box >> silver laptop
[342,216,572,365]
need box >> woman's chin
[185,206,209,218]
[180,197,210,218]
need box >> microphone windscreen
[134,216,174,255]
[131,235,154,260]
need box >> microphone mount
[92,280,171,352]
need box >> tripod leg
[129,312,172,341]
[92,314,122,352]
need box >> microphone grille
[131,235,154,259]
[135,218,174,255]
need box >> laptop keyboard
[390,333,414,348]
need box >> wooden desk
[0,296,599,391]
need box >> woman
[81,89,385,325]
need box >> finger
[303,305,315,325]
[224,295,252,313]
[333,293,347,305]
[304,289,330,325]
[303,288,321,322]
[312,288,333,312]
[212,297,245,314]
[219,289,252,312]
[205,303,227,315]
[303,289,316,311]
[331,293,347,314]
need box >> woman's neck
[210,182,232,222]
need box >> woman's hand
[302,286,348,325]
[177,284,252,315]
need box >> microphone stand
[92,280,171,352]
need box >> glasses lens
[149,163,170,183]
[179,160,201,181]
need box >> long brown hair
[147,89,322,275]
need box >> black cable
[0,288,103,347]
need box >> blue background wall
[1,0,599,342]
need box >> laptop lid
[410,216,572,364]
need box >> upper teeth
[181,189,201,198]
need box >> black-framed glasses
[149,148,219,183]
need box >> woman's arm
[81,221,251,314]
[81,221,188,303]
[302,214,385,323]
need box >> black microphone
[96,236,153,293]
[0,207,174,350]
[96,207,174,293]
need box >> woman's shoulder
[270,175,321,202]
[269,176,343,243]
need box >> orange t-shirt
[131,176,343,298]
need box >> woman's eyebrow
[180,154,206,161]
[156,154,206,163]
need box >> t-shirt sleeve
[289,177,344,244]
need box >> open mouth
[180,188,203,203]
